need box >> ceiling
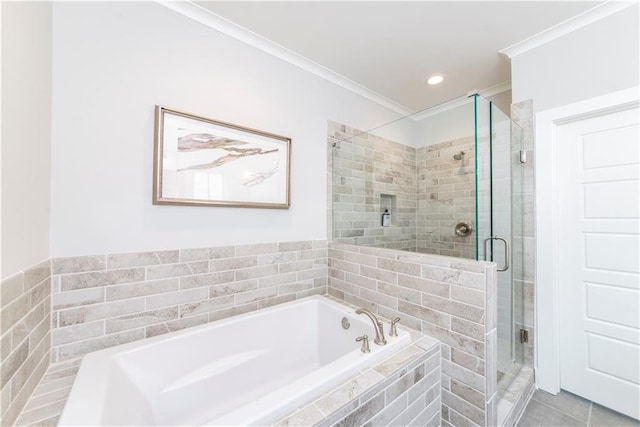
[195,1,601,113]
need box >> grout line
[587,402,593,427]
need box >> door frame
[534,86,639,393]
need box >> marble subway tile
[450,286,485,308]
[52,255,106,275]
[334,392,385,427]
[1,272,24,308]
[258,272,297,288]
[106,251,179,269]
[451,348,484,376]
[277,283,312,295]
[52,321,104,346]
[10,302,46,349]
[279,241,313,252]
[58,298,145,327]
[234,287,278,305]
[377,258,421,277]
[10,338,49,398]
[105,308,178,333]
[398,274,450,298]
[209,280,257,298]
[422,322,484,359]
[208,303,258,322]
[179,271,234,290]
[257,252,296,266]
[106,278,178,301]
[279,260,315,274]
[235,265,278,281]
[451,317,484,341]
[442,359,485,394]
[24,260,51,291]
[275,404,324,426]
[296,267,327,281]
[257,294,296,309]
[422,294,484,324]
[360,266,398,284]
[56,329,144,361]
[377,281,421,303]
[315,370,385,416]
[360,288,398,310]
[146,261,208,280]
[60,268,145,291]
[398,300,450,328]
[1,340,29,388]
[145,314,208,338]
[52,287,104,310]
[179,246,235,262]
[210,256,257,272]
[374,345,423,377]
[366,392,408,426]
[1,293,31,334]
[235,242,279,256]
[179,295,234,318]
[30,278,51,308]
[421,266,484,290]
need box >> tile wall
[328,121,418,251]
[327,242,498,427]
[50,241,328,362]
[276,338,441,427]
[416,137,476,259]
[1,261,52,426]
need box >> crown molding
[411,81,511,121]
[500,1,636,59]
[156,0,415,117]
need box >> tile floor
[518,389,640,427]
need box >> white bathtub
[58,295,411,426]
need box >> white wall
[1,2,52,279]
[50,2,410,257]
[512,4,639,112]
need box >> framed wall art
[153,106,291,209]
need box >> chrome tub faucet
[355,308,387,345]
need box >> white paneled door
[557,104,640,420]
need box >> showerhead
[453,151,465,161]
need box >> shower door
[475,96,525,396]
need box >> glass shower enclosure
[330,93,525,398]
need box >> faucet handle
[389,317,401,337]
[356,335,371,353]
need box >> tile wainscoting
[4,239,500,426]
[327,242,498,427]
[50,240,328,363]
[1,260,52,426]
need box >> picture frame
[153,106,291,209]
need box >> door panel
[557,106,640,420]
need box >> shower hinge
[519,150,527,164]
[520,329,529,343]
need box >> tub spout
[355,308,387,345]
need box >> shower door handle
[483,237,510,272]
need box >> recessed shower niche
[380,193,396,226]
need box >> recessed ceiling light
[426,75,445,85]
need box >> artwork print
[153,106,291,208]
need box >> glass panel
[510,119,526,371]
[492,102,525,397]
[474,96,492,262]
